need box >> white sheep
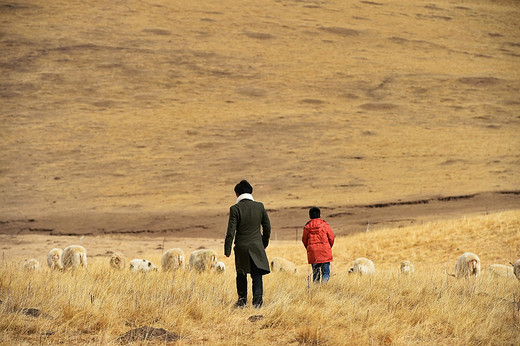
[455,252,480,278]
[161,248,185,271]
[511,259,520,280]
[109,252,126,270]
[189,249,218,272]
[400,260,414,275]
[47,248,63,270]
[488,264,514,278]
[129,259,158,273]
[348,257,375,275]
[270,257,297,273]
[23,259,40,271]
[62,245,87,270]
[214,261,226,273]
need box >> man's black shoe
[252,296,263,309]
[234,299,246,308]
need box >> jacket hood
[305,218,326,231]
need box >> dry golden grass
[1,210,519,345]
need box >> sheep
[109,252,126,270]
[455,252,480,278]
[510,259,520,280]
[270,257,297,273]
[214,261,226,273]
[348,257,375,275]
[161,248,185,271]
[62,245,87,270]
[47,248,63,270]
[400,260,414,275]
[23,259,40,271]
[189,249,218,272]
[129,259,158,273]
[488,264,514,278]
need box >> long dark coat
[225,199,271,275]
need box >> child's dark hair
[309,207,321,219]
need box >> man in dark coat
[225,180,271,308]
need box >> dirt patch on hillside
[0,191,518,269]
[117,326,180,344]
[1,191,518,240]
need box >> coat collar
[236,193,254,203]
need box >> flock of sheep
[346,253,520,279]
[22,246,226,274]
[22,247,520,281]
[372,252,519,279]
[271,253,520,280]
[447,252,519,279]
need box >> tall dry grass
[1,210,519,345]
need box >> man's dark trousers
[236,256,263,307]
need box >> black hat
[234,180,253,196]
[309,207,320,219]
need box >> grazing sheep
[23,259,40,271]
[348,258,375,275]
[400,260,414,275]
[62,245,87,270]
[270,257,297,273]
[455,252,480,278]
[109,252,126,270]
[488,264,514,278]
[189,249,218,272]
[511,259,520,280]
[47,248,63,270]
[161,248,185,271]
[129,259,158,273]
[214,261,226,273]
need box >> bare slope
[1,0,519,221]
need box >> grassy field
[1,210,518,345]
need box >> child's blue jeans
[312,262,330,283]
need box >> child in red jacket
[302,207,335,283]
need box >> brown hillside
[1,0,519,237]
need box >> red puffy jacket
[302,218,334,264]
